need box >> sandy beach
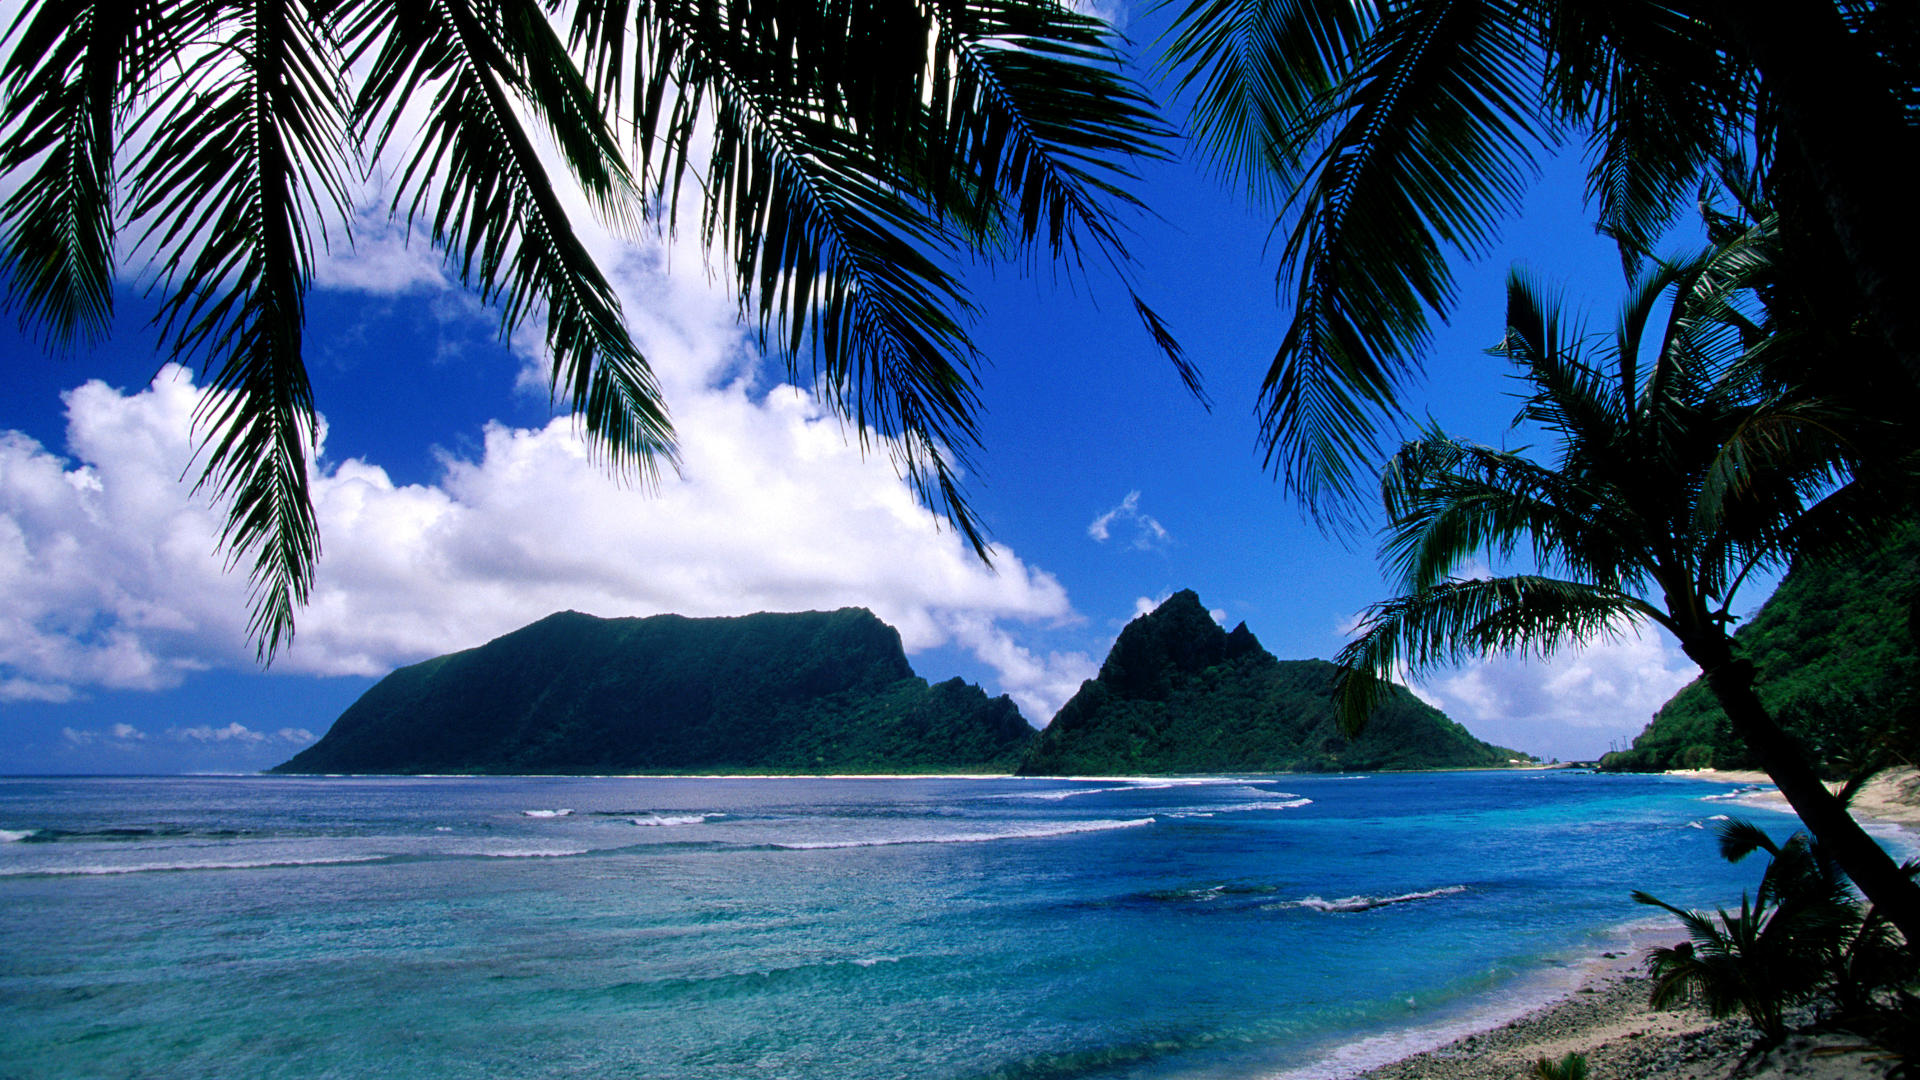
[1347,767,1920,1080]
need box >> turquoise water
[0,771,1862,1080]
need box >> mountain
[1600,519,1920,775]
[1017,591,1525,774]
[273,608,1034,774]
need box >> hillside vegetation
[1601,521,1920,775]
[274,609,1033,774]
[1019,591,1526,774]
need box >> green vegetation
[273,608,1034,774]
[1531,1053,1587,1080]
[1601,520,1919,776]
[1331,227,1920,943]
[1635,820,1918,1044]
[1161,0,1919,518]
[1018,591,1522,775]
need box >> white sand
[1663,766,1920,830]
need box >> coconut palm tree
[0,0,1182,657]
[1330,235,1920,941]
[1159,0,1918,520]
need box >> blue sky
[0,8,1750,773]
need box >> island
[1018,590,1525,774]
[272,608,1034,774]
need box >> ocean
[0,770,1894,1080]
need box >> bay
[0,771,1852,1080]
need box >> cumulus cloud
[0,86,1111,729]
[109,723,145,741]
[1089,491,1170,551]
[0,242,1095,722]
[1409,627,1698,758]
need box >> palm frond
[1376,431,1593,593]
[1258,0,1554,521]
[1334,574,1649,732]
[615,0,1177,552]
[0,0,188,349]
[122,0,355,659]
[1715,817,1780,864]
[1537,1,1747,258]
[1156,0,1374,203]
[1501,267,1619,448]
[346,0,674,481]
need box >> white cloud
[0,254,1091,721]
[311,210,451,295]
[942,612,1095,725]
[0,70,1111,729]
[277,727,317,744]
[1088,491,1169,551]
[1410,626,1698,759]
[170,722,268,744]
[59,723,148,748]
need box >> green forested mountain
[1601,521,1920,775]
[1018,591,1525,775]
[273,609,1034,774]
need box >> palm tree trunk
[1706,0,1920,395]
[1695,654,1920,945]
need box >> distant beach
[1346,767,1920,1080]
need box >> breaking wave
[1269,885,1469,914]
[773,818,1155,850]
[631,814,720,827]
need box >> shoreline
[1312,767,1920,1080]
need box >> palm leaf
[1537,1,1747,259]
[345,0,674,480]
[121,0,354,659]
[0,0,189,349]
[1258,0,1553,520]
[1334,573,1649,731]
[1376,432,1596,593]
[1157,0,1373,204]
[614,0,1180,551]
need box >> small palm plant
[1531,1051,1587,1080]
[1633,820,1860,1039]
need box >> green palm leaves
[0,0,1174,656]
[1158,0,1801,519]
[1331,233,1851,730]
[1635,819,1917,1039]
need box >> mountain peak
[1021,588,1519,774]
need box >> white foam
[0,828,34,843]
[521,809,573,818]
[473,848,591,859]
[774,817,1155,850]
[631,814,716,827]
[990,778,1258,800]
[1274,885,1468,914]
[0,854,387,877]
[1166,798,1314,819]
